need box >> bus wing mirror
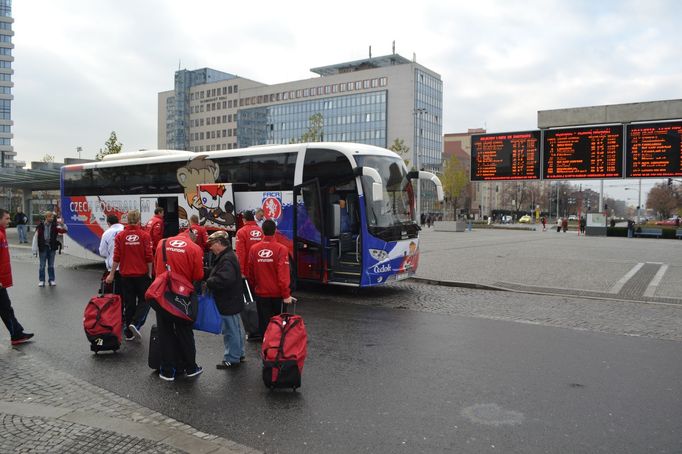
[354,167,384,203]
[409,170,444,202]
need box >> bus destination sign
[626,121,682,178]
[543,126,623,179]
[471,131,540,181]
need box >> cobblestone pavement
[0,344,259,454]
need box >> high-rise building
[0,0,13,168]
[158,53,442,171]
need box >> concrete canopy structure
[538,99,682,128]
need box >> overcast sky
[11,0,682,202]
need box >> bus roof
[62,142,401,171]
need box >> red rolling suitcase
[261,301,307,390]
[84,282,122,354]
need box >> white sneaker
[48,280,56,286]
[38,281,45,287]
[129,324,142,340]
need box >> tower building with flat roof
[0,0,14,167]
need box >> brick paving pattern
[0,345,259,454]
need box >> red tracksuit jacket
[0,226,13,288]
[235,221,263,276]
[247,236,290,299]
[145,214,164,252]
[113,225,153,277]
[189,223,209,252]
[154,232,204,283]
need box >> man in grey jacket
[205,230,245,369]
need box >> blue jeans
[39,247,56,282]
[16,225,27,243]
[221,314,244,363]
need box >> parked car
[518,215,532,223]
[568,215,578,221]
[655,216,680,226]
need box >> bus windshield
[355,155,416,236]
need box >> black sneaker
[124,328,135,341]
[185,366,203,377]
[11,332,34,346]
[216,361,240,369]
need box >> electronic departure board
[543,126,623,179]
[626,121,682,178]
[470,131,540,181]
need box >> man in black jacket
[205,230,245,369]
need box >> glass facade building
[239,90,387,148]
[0,0,13,167]
[159,54,443,178]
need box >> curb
[411,276,507,292]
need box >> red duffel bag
[261,303,307,390]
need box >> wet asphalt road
[4,259,682,454]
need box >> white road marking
[644,264,668,298]
[609,263,644,294]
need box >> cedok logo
[258,249,274,258]
[250,230,263,238]
[125,234,139,242]
[169,240,187,248]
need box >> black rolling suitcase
[240,278,260,338]
[148,324,160,370]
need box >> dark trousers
[155,309,197,374]
[0,287,24,338]
[121,275,151,329]
[256,296,283,337]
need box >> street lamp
[413,108,427,222]
[623,179,642,223]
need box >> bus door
[140,197,157,226]
[157,197,179,238]
[294,179,325,282]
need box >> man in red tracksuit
[247,220,294,338]
[106,210,153,341]
[0,208,34,346]
[235,210,262,277]
[146,207,165,253]
[189,215,209,253]
[153,229,204,382]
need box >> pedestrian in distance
[556,217,562,233]
[0,208,34,346]
[106,210,153,341]
[562,217,568,233]
[99,214,124,293]
[579,216,586,234]
[540,216,547,231]
[32,211,67,287]
[145,207,165,253]
[254,208,265,228]
[247,220,295,338]
[204,230,245,369]
[153,228,204,382]
[13,207,28,244]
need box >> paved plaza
[418,225,682,305]
[0,226,680,452]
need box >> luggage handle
[280,297,298,315]
[100,273,117,296]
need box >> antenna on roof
[369,45,372,59]
[178,59,181,70]
[392,40,395,54]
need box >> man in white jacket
[99,214,124,292]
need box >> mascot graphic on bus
[175,155,234,231]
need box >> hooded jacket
[0,226,13,288]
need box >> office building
[158,53,443,171]
[0,0,13,167]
